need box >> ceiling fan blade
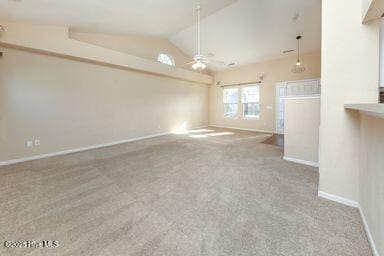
[182,60,196,67]
[204,53,215,58]
[205,58,226,65]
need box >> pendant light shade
[292,36,306,73]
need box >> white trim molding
[209,125,275,134]
[284,95,321,100]
[317,190,379,256]
[0,131,172,166]
[317,190,359,208]
[283,156,319,168]
[358,206,380,256]
[0,125,210,167]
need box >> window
[157,53,175,66]
[242,86,260,118]
[223,88,239,118]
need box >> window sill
[243,116,260,120]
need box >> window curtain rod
[220,81,262,88]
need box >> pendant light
[292,36,306,73]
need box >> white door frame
[275,78,321,134]
[275,82,286,134]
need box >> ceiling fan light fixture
[183,5,225,71]
[192,61,207,70]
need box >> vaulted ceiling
[170,0,322,70]
[0,0,236,36]
[0,0,321,70]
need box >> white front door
[276,83,287,134]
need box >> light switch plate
[26,141,33,147]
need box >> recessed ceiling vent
[283,49,294,54]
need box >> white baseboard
[0,124,211,167]
[283,156,319,168]
[358,206,380,256]
[0,131,174,167]
[317,190,379,256]
[317,190,359,208]
[209,125,275,134]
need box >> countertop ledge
[345,104,384,118]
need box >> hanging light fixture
[183,5,225,70]
[192,5,207,71]
[292,36,306,73]
[192,60,207,70]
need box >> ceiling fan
[184,5,225,71]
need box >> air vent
[283,49,294,54]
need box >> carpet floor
[0,127,371,256]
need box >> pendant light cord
[297,35,301,63]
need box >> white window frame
[223,87,239,119]
[222,85,261,119]
[157,53,175,66]
[241,85,261,119]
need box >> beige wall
[359,115,384,255]
[0,47,209,162]
[0,21,212,85]
[319,0,380,202]
[284,97,320,164]
[69,31,191,68]
[209,52,321,132]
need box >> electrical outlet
[34,140,40,146]
[26,141,33,147]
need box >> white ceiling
[0,0,237,36]
[0,0,321,70]
[170,0,322,70]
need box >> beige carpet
[0,127,371,256]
